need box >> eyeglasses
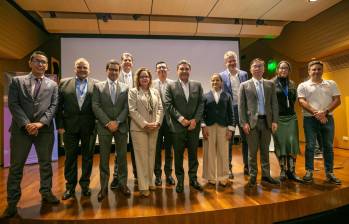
[139,76,150,79]
[32,59,48,65]
[157,66,168,70]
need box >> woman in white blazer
[128,68,164,197]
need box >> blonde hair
[74,58,89,67]
[224,51,237,60]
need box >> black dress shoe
[228,170,234,179]
[190,180,203,191]
[110,177,119,189]
[119,185,131,196]
[97,189,108,202]
[248,177,257,188]
[166,176,176,185]
[1,204,17,218]
[82,188,92,197]
[176,183,184,193]
[62,190,75,200]
[261,176,280,185]
[244,166,250,176]
[42,192,60,204]
[155,176,162,186]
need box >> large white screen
[61,37,239,92]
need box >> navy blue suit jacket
[202,90,235,127]
[220,68,248,102]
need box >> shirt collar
[30,73,44,80]
[122,70,132,77]
[76,76,88,83]
[308,79,326,86]
[179,79,189,86]
[252,77,263,84]
[212,89,222,94]
[107,77,117,85]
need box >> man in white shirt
[297,60,341,185]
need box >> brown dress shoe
[119,185,131,196]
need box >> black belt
[258,115,266,119]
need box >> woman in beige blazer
[128,68,164,197]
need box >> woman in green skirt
[271,61,302,182]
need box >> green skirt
[272,114,300,157]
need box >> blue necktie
[256,81,265,115]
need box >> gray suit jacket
[8,73,58,133]
[92,80,129,135]
[164,80,204,133]
[128,87,164,131]
[238,79,279,129]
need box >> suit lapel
[80,79,93,109]
[70,78,80,109]
[23,75,33,99]
[102,81,113,105]
[176,80,187,103]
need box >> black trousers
[154,121,173,177]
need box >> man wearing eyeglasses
[152,61,175,186]
[2,51,59,218]
[239,58,280,188]
[56,58,98,200]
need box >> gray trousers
[7,131,54,205]
[246,118,272,179]
[98,132,128,190]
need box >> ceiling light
[308,0,318,2]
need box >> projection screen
[61,37,240,92]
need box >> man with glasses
[152,61,175,186]
[2,51,59,218]
[57,58,98,200]
[239,58,280,187]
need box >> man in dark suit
[56,58,98,200]
[238,58,279,187]
[164,59,204,193]
[92,60,131,201]
[2,51,59,218]
[111,52,137,188]
[152,61,175,186]
[220,50,249,178]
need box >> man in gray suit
[238,58,280,187]
[111,52,137,188]
[92,60,131,201]
[164,59,204,193]
[153,61,175,186]
[2,51,59,218]
[57,58,98,200]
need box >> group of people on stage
[2,49,342,218]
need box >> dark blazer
[220,68,248,103]
[202,90,234,127]
[92,80,129,135]
[164,80,204,133]
[238,79,279,129]
[8,73,58,133]
[56,77,98,134]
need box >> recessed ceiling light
[309,0,318,2]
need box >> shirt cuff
[178,116,184,122]
[201,123,206,128]
[228,126,235,131]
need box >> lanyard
[278,79,289,108]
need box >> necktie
[256,81,265,114]
[33,78,42,98]
[110,82,116,104]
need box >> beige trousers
[202,124,229,181]
[131,130,159,191]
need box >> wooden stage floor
[0,145,349,224]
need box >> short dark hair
[308,60,323,70]
[156,61,167,68]
[135,67,152,89]
[176,59,191,70]
[106,59,121,71]
[250,58,265,68]
[30,51,47,62]
[211,73,223,82]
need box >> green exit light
[267,59,277,74]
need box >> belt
[258,115,266,119]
